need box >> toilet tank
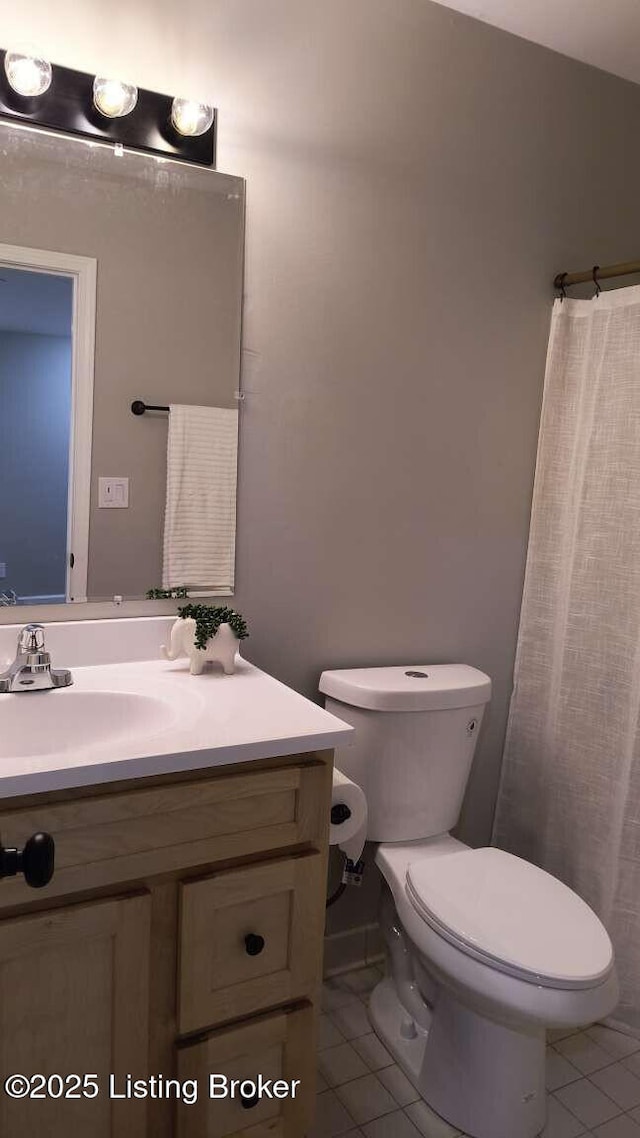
[319,665,491,842]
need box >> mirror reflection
[0,126,244,609]
[0,267,73,605]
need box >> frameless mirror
[0,124,244,613]
[0,265,74,604]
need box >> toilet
[320,664,618,1138]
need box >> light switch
[98,477,129,508]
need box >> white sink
[0,689,177,759]
[0,652,352,799]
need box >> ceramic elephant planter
[162,617,239,675]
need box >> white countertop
[0,656,353,799]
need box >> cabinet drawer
[0,758,329,908]
[176,1004,315,1138]
[178,852,325,1034]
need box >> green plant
[146,586,189,600]
[178,604,249,651]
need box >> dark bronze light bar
[0,49,216,167]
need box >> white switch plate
[0,563,5,579]
[98,477,129,508]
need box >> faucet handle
[18,624,45,652]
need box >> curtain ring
[593,266,601,298]
[557,272,568,302]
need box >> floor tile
[377,1064,420,1106]
[316,968,640,1138]
[330,999,373,1041]
[336,1074,398,1125]
[318,1014,346,1051]
[323,980,364,1013]
[624,1056,640,1080]
[341,966,383,995]
[591,1117,640,1137]
[404,1099,461,1137]
[549,1028,585,1044]
[556,1033,618,1075]
[351,1032,394,1071]
[363,1110,423,1137]
[542,1095,588,1137]
[325,972,363,992]
[547,1046,584,1091]
[319,1042,370,1088]
[556,1079,621,1128]
[590,1063,640,1111]
[587,1027,640,1060]
[308,1089,357,1138]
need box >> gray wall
[224,2,640,854]
[0,332,71,600]
[4,0,640,939]
[219,2,640,937]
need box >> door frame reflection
[0,243,96,603]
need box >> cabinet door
[176,1004,315,1138]
[178,852,324,1033]
[0,893,151,1138]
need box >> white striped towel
[162,404,238,591]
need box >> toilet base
[369,977,546,1138]
[369,975,431,1078]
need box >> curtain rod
[554,260,640,291]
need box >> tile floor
[310,965,640,1138]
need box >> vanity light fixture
[0,48,216,166]
[170,98,214,138]
[93,77,138,119]
[4,51,52,97]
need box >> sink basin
[0,653,352,800]
[0,690,177,759]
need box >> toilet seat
[406,847,613,990]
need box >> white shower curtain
[494,285,640,1035]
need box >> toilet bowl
[373,835,616,1138]
[320,664,618,1138]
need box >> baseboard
[323,921,385,978]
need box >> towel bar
[131,400,169,415]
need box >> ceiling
[430,0,640,85]
[0,267,73,337]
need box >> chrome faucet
[0,625,73,693]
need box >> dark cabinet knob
[244,932,265,957]
[21,833,55,888]
[0,832,55,889]
[240,1089,260,1109]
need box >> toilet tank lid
[319,664,491,711]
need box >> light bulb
[4,52,52,97]
[93,77,138,118]
[171,98,214,137]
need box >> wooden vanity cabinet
[0,750,332,1138]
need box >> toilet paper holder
[331,803,352,825]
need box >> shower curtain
[494,285,640,1035]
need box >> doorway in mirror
[0,245,97,606]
